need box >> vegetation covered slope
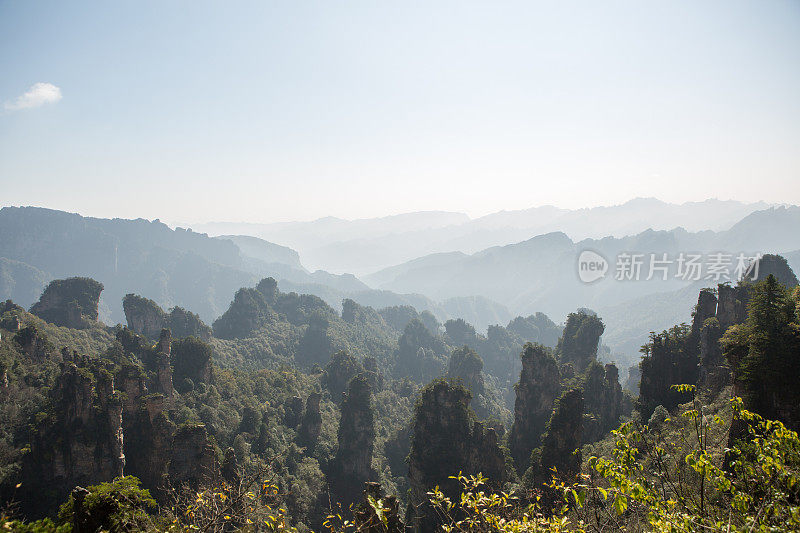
[0,255,796,532]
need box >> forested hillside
[3,252,798,532]
[3,0,797,528]
[0,269,590,529]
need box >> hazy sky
[1,1,799,223]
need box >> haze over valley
[2,199,799,374]
[2,1,800,531]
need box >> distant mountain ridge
[2,202,796,369]
[183,198,776,275]
[0,206,512,331]
[365,206,800,366]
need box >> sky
[1,1,799,223]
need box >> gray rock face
[692,289,718,338]
[155,329,174,398]
[123,394,175,499]
[582,362,624,444]
[716,284,749,331]
[698,317,726,394]
[537,388,584,483]
[123,293,166,340]
[691,284,748,392]
[297,392,322,448]
[20,359,124,517]
[124,294,212,341]
[29,277,103,328]
[407,380,507,533]
[508,343,561,473]
[328,375,376,509]
[169,424,219,489]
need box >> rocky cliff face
[322,350,364,402]
[283,395,304,428]
[556,311,604,373]
[116,362,148,415]
[698,317,726,394]
[582,362,624,444]
[20,356,124,517]
[30,277,104,328]
[123,293,212,341]
[692,289,719,338]
[328,374,376,509]
[13,324,52,361]
[123,394,176,499]
[155,329,174,397]
[638,284,741,420]
[168,424,219,489]
[716,284,749,332]
[508,343,561,473]
[532,388,584,488]
[123,293,166,340]
[113,354,171,499]
[114,326,174,398]
[692,283,749,393]
[447,346,485,400]
[407,380,507,533]
[624,363,641,393]
[0,300,23,332]
[297,392,322,449]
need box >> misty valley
[3,1,799,530]
[0,203,799,532]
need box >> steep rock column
[328,374,376,509]
[698,317,727,394]
[29,277,104,329]
[19,359,125,518]
[717,284,749,331]
[406,380,506,533]
[154,329,174,397]
[123,394,176,500]
[582,362,624,444]
[297,392,322,448]
[446,346,486,416]
[168,424,219,489]
[691,289,718,339]
[556,311,604,373]
[122,293,167,340]
[534,388,584,487]
[508,343,561,473]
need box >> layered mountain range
[2,200,798,370]
[185,198,774,275]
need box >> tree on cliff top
[722,275,800,428]
[556,311,604,373]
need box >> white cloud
[4,82,62,111]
